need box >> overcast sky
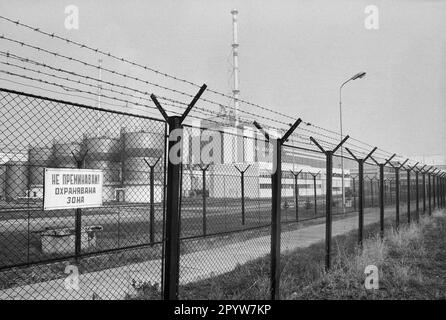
[1,0,445,158]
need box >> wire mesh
[0,88,166,300]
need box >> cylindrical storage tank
[53,142,81,168]
[0,165,5,201]
[84,137,121,186]
[5,161,28,201]
[28,147,53,186]
[123,131,164,184]
[85,160,121,184]
[84,137,120,162]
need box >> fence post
[151,84,207,300]
[290,169,303,222]
[437,174,440,208]
[441,176,444,208]
[441,175,444,208]
[379,165,385,237]
[235,164,251,226]
[254,118,302,300]
[386,159,408,230]
[441,173,445,208]
[310,172,320,216]
[443,175,445,208]
[432,170,437,209]
[395,168,400,228]
[428,172,432,215]
[406,169,411,224]
[72,150,88,262]
[358,163,364,244]
[345,147,378,245]
[311,135,349,270]
[325,151,333,269]
[415,170,419,222]
[199,164,210,235]
[442,175,445,208]
[368,154,395,239]
[422,171,426,214]
[404,162,419,224]
[144,157,161,245]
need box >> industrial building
[0,123,351,204]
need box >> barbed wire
[0,16,401,158]
[0,18,424,165]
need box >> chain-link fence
[1,88,444,300]
[0,88,167,299]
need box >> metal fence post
[440,173,445,208]
[407,169,411,224]
[422,171,426,214]
[428,172,432,215]
[415,170,419,222]
[433,171,437,209]
[441,175,443,208]
[254,118,302,300]
[151,84,207,300]
[271,139,282,299]
[199,164,209,236]
[72,150,87,262]
[368,154,395,238]
[290,169,303,222]
[144,157,161,245]
[441,175,444,208]
[311,135,349,270]
[395,168,400,228]
[441,174,445,208]
[404,162,419,224]
[379,164,385,237]
[310,172,320,216]
[441,173,445,208]
[325,151,333,269]
[345,147,378,245]
[389,160,408,230]
[295,174,299,221]
[235,164,251,226]
[358,163,364,244]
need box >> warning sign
[43,168,103,210]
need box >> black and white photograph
[0,0,445,308]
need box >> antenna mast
[231,9,239,127]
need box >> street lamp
[339,71,366,213]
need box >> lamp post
[339,71,366,213]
